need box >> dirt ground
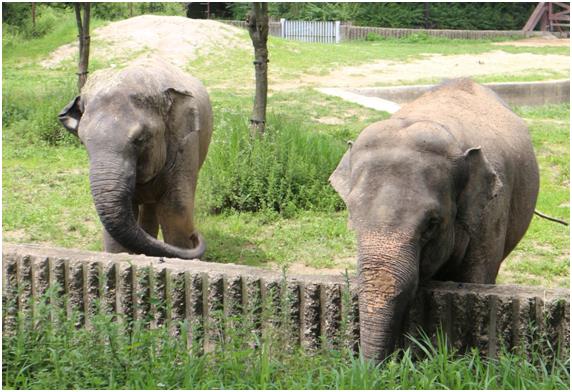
[493,36,570,47]
[43,17,570,90]
[275,50,570,90]
[41,15,248,69]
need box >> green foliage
[269,2,362,22]
[200,111,346,216]
[2,69,78,147]
[266,2,537,31]
[2,4,63,40]
[3,292,570,389]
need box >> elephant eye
[133,131,150,146]
[422,217,441,240]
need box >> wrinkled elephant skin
[59,58,213,260]
[330,79,539,361]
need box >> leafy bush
[199,112,346,216]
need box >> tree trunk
[75,3,91,93]
[31,3,36,33]
[246,3,269,136]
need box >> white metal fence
[280,19,341,43]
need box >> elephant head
[58,68,207,260]
[330,119,501,361]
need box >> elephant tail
[534,210,568,226]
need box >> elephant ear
[457,147,503,230]
[165,88,200,137]
[58,95,83,136]
[329,147,352,205]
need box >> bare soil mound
[41,15,249,69]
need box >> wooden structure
[523,2,570,34]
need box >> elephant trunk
[357,230,419,362]
[89,155,205,260]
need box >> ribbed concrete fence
[3,244,569,358]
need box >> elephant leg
[102,202,140,254]
[138,203,159,238]
[158,190,199,249]
[103,228,131,253]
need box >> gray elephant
[330,79,539,361]
[59,58,213,259]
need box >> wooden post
[74,3,91,92]
[246,3,269,136]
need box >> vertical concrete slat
[450,289,468,352]
[205,273,224,352]
[155,267,167,328]
[131,264,140,323]
[225,274,243,319]
[113,262,123,321]
[147,266,157,329]
[320,283,342,349]
[17,255,33,317]
[169,270,186,336]
[243,275,263,344]
[494,296,518,355]
[281,281,301,346]
[30,257,39,320]
[3,254,18,330]
[300,282,321,350]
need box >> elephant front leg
[157,192,199,249]
[103,227,131,253]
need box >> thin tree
[31,3,36,33]
[74,2,91,92]
[246,3,269,136]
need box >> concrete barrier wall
[3,243,569,357]
[349,80,571,107]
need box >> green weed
[199,111,346,216]
[3,292,569,389]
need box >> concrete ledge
[3,243,569,357]
[320,80,570,113]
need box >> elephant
[58,58,213,260]
[329,79,539,362]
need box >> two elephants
[59,62,539,362]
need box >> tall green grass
[199,112,346,216]
[3,289,569,389]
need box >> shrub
[199,112,346,216]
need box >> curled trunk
[357,230,419,362]
[89,158,205,260]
